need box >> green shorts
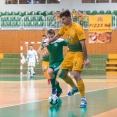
[50,62,62,76]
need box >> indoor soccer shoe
[52,87,57,95]
[68,89,78,96]
[79,98,87,108]
[56,90,62,97]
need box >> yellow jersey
[72,12,77,18]
[58,22,86,52]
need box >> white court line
[0,86,117,109]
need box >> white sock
[31,67,34,76]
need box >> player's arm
[80,40,87,60]
[80,40,91,68]
[39,42,49,57]
[50,34,61,43]
[44,34,61,48]
[77,26,91,68]
[44,26,65,47]
[60,39,69,46]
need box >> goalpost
[20,41,41,76]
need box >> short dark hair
[60,9,71,18]
[30,44,33,46]
[47,29,55,35]
[42,35,47,38]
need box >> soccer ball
[48,95,59,105]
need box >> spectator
[71,9,78,22]
[82,11,87,27]
[54,11,60,28]
[77,10,83,26]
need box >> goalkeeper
[26,44,38,78]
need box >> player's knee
[58,69,68,79]
[42,66,47,72]
[73,71,81,80]
[47,68,54,78]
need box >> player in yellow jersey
[44,10,91,108]
[37,35,50,84]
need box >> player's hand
[44,42,49,47]
[84,59,91,68]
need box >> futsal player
[37,35,50,84]
[42,29,78,97]
[44,10,91,108]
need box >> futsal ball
[48,95,59,105]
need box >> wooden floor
[0,75,117,117]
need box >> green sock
[55,83,62,92]
[50,78,56,88]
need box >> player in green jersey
[42,29,78,97]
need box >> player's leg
[33,60,36,75]
[30,61,35,78]
[30,66,34,78]
[58,52,78,95]
[42,61,50,79]
[47,62,62,97]
[58,69,78,95]
[47,68,62,96]
[54,70,62,97]
[42,61,50,84]
[73,52,87,108]
[27,60,31,76]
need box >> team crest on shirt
[71,30,75,34]
[68,35,71,41]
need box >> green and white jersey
[42,38,68,64]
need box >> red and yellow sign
[89,15,112,32]
[88,15,112,43]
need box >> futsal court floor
[0,75,117,117]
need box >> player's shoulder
[54,38,64,43]
[73,22,81,28]
[73,22,84,31]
